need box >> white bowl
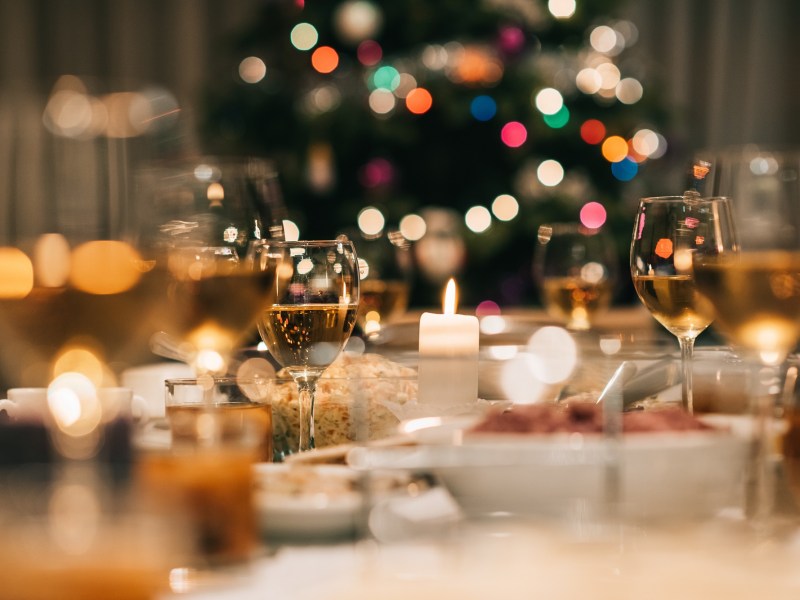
[349,426,749,521]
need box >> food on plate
[469,401,716,435]
[271,353,417,449]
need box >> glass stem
[748,362,778,529]
[678,336,695,413]
[297,379,318,452]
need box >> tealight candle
[418,279,479,406]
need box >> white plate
[349,425,750,521]
[253,463,363,541]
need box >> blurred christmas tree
[199,0,670,308]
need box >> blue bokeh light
[470,95,497,121]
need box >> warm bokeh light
[480,315,506,335]
[357,40,382,65]
[655,237,674,259]
[290,22,319,51]
[580,119,606,144]
[616,77,643,104]
[601,135,628,162]
[368,89,396,114]
[465,206,492,233]
[34,234,71,288]
[70,241,142,295]
[537,159,564,187]
[282,219,300,241]
[0,247,34,298]
[406,87,433,114]
[334,0,383,43]
[470,95,497,121]
[590,25,618,54]
[534,88,563,115]
[399,213,427,241]
[491,194,519,221]
[596,62,621,90]
[631,128,658,156]
[580,202,607,228]
[526,326,578,384]
[238,56,267,83]
[394,73,418,98]
[548,0,576,19]
[358,206,386,236]
[500,121,527,148]
[53,347,105,387]
[48,372,102,438]
[311,46,339,74]
[576,68,602,94]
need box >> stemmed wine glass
[134,156,286,376]
[692,147,800,522]
[630,196,737,413]
[535,223,617,331]
[255,239,360,452]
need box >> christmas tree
[199,0,670,308]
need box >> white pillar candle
[418,279,479,406]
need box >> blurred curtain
[627,0,800,151]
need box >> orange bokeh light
[601,136,628,162]
[311,46,339,74]
[654,238,674,259]
[406,88,433,114]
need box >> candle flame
[443,278,457,315]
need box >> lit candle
[418,279,479,406]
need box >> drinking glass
[630,196,736,413]
[255,239,360,452]
[133,156,286,376]
[534,223,617,331]
[692,147,800,521]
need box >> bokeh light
[500,121,527,148]
[543,105,569,128]
[480,315,506,335]
[372,65,401,91]
[0,247,34,298]
[632,128,659,156]
[498,26,525,54]
[548,0,576,19]
[334,0,383,43]
[491,194,519,221]
[406,87,432,114]
[526,326,578,384]
[359,157,395,187]
[476,300,501,316]
[70,241,141,295]
[616,77,643,104]
[580,119,606,144]
[611,157,639,181]
[470,95,497,121]
[580,202,607,229]
[394,73,417,98]
[465,206,492,233]
[596,62,621,90]
[368,89,395,114]
[357,40,383,65]
[399,213,427,241]
[537,159,564,187]
[576,68,602,94]
[290,23,319,51]
[311,46,339,74]
[590,25,618,54]
[282,219,300,241]
[238,56,266,83]
[534,87,563,115]
[601,135,628,162]
[358,206,386,236]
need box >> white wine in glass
[256,239,359,452]
[535,223,617,331]
[630,196,736,413]
[692,147,800,522]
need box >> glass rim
[639,195,732,204]
[255,239,356,247]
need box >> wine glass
[534,223,617,331]
[255,239,360,452]
[133,156,286,376]
[630,196,736,413]
[692,147,800,521]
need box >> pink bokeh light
[580,201,607,229]
[501,121,527,148]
